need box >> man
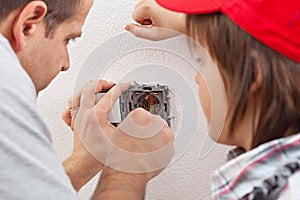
[0,0,174,199]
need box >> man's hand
[62,80,175,198]
[126,0,186,41]
[92,108,175,200]
[62,80,130,191]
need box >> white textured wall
[37,0,231,199]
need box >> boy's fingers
[125,23,142,31]
[132,4,153,25]
[134,0,146,9]
[128,26,180,41]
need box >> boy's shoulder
[211,133,300,200]
[279,171,300,200]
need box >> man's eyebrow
[67,32,82,39]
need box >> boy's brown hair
[187,13,300,148]
[0,0,81,37]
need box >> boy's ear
[249,51,263,94]
[12,1,47,51]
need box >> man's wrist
[92,167,148,200]
[64,152,104,191]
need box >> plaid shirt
[211,133,300,200]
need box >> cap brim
[156,0,220,14]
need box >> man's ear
[12,1,47,50]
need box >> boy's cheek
[196,73,212,124]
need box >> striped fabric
[211,133,300,200]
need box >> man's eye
[65,38,76,45]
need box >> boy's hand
[126,0,186,41]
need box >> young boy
[127,0,300,199]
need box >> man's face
[17,0,93,93]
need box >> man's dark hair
[0,0,81,37]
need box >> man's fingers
[62,109,72,127]
[104,108,175,173]
[95,80,115,94]
[94,83,130,115]
[80,80,115,110]
[68,91,81,110]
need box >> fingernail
[125,25,131,31]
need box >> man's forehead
[54,0,92,38]
[57,18,83,36]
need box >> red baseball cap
[156,0,300,63]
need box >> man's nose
[61,52,70,71]
[61,64,70,71]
